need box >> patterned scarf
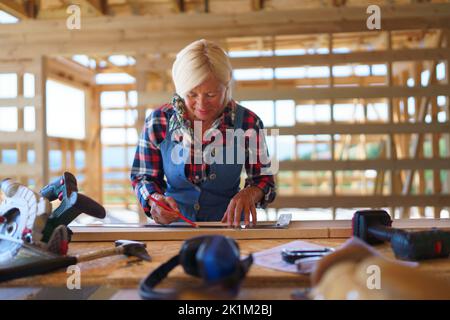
[170,93,236,144]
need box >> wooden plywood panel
[70,219,450,242]
[70,220,335,241]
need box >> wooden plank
[0,60,36,73]
[279,159,450,171]
[34,56,49,187]
[0,0,28,19]
[401,34,445,211]
[0,97,40,107]
[4,238,450,292]
[230,48,450,69]
[272,195,450,208]
[272,122,450,135]
[0,164,41,176]
[1,4,450,59]
[136,48,450,72]
[234,85,450,101]
[0,130,41,143]
[70,218,450,242]
[84,88,103,204]
[83,0,108,16]
[3,4,450,35]
[137,85,450,105]
[46,57,96,87]
[71,220,330,241]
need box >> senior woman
[130,39,276,227]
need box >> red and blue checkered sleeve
[242,109,276,208]
[130,107,168,216]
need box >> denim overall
[159,105,245,221]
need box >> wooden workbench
[2,235,450,300]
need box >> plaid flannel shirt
[130,98,276,214]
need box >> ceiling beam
[24,0,39,19]
[175,0,185,13]
[3,3,450,34]
[0,0,28,19]
[251,0,265,11]
[80,0,108,15]
[1,3,450,59]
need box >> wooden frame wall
[1,4,450,219]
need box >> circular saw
[0,179,51,263]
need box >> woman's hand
[221,186,264,228]
[148,193,180,225]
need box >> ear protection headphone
[139,235,253,300]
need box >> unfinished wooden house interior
[0,0,450,225]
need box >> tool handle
[41,192,106,243]
[40,172,78,201]
[75,193,106,219]
[391,229,450,261]
[0,256,77,283]
[76,247,122,263]
[368,225,395,242]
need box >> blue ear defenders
[139,235,253,300]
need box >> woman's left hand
[221,186,264,228]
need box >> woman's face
[184,74,227,125]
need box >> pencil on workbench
[148,195,199,228]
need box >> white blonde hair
[172,39,233,103]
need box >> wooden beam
[2,4,450,59]
[272,195,450,208]
[401,34,445,198]
[0,164,41,177]
[64,0,108,15]
[137,85,450,105]
[0,130,42,143]
[23,0,38,19]
[279,159,450,171]
[69,219,450,242]
[134,47,450,74]
[234,85,450,101]
[251,0,264,11]
[0,97,40,108]
[230,48,450,69]
[0,0,28,19]
[46,56,96,87]
[175,0,184,12]
[136,48,450,72]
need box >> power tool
[352,210,450,261]
[40,172,106,243]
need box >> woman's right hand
[148,193,180,225]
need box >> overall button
[194,203,201,211]
[209,173,216,180]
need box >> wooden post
[415,62,425,218]
[135,53,150,224]
[445,28,450,215]
[329,33,336,219]
[85,86,103,203]
[34,56,49,188]
[16,73,27,184]
[431,95,442,218]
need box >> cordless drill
[352,210,450,261]
[40,172,106,243]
